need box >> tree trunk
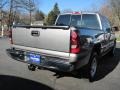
[8,0,13,31]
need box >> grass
[117,37,120,41]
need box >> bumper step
[6,49,74,72]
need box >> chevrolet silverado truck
[7,12,116,81]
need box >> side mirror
[106,28,111,32]
[112,26,119,32]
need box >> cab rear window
[56,15,71,26]
[56,14,100,29]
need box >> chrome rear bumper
[6,48,74,72]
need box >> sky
[36,0,105,14]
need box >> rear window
[56,14,100,29]
[56,15,71,26]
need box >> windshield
[56,14,100,29]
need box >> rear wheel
[88,52,98,82]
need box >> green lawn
[117,37,120,41]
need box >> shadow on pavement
[94,47,120,81]
[52,48,120,82]
[0,75,53,90]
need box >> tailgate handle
[31,31,40,36]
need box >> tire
[28,64,36,71]
[88,52,98,82]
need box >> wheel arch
[92,43,102,56]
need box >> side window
[82,14,100,29]
[101,16,111,32]
[105,18,111,32]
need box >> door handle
[31,31,40,36]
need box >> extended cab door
[101,16,115,52]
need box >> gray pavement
[0,38,120,90]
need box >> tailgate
[12,26,70,54]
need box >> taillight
[70,31,80,54]
[9,30,13,44]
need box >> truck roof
[60,12,99,15]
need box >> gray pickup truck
[7,12,116,81]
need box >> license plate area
[26,52,41,65]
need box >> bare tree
[99,0,120,27]
[99,4,114,25]
[15,0,36,24]
[107,0,120,27]
[109,0,120,20]
[0,0,8,37]
[24,0,36,24]
[35,10,45,21]
[0,0,8,9]
[8,0,36,27]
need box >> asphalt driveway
[0,38,120,90]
